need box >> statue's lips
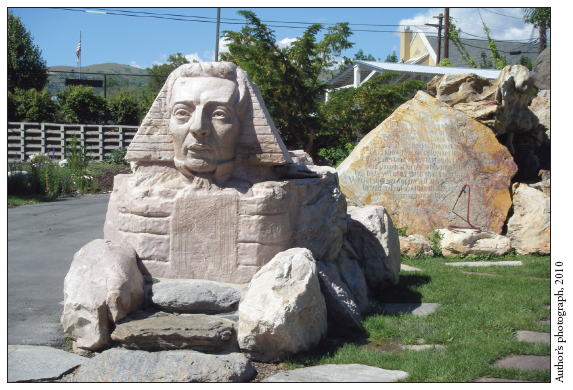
[186,144,214,155]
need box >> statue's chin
[174,157,216,177]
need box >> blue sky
[9,6,547,70]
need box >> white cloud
[278,37,298,49]
[184,53,203,63]
[129,61,142,69]
[203,50,215,62]
[398,8,540,42]
[218,37,232,54]
[152,60,163,66]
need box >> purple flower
[52,147,55,159]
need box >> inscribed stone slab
[337,91,517,236]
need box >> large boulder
[345,206,401,291]
[531,46,550,91]
[335,241,369,313]
[237,248,327,362]
[437,228,512,258]
[337,91,517,236]
[428,65,538,136]
[507,183,550,255]
[61,239,144,350]
[399,234,435,257]
[317,262,364,332]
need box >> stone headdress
[125,62,292,183]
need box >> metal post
[444,8,449,60]
[104,74,107,98]
[215,8,220,61]
[436,14,443,64]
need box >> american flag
[76,41,81,66]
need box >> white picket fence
[7,122,139,162]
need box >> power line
[480,8,524,20]
[53,8,427,32]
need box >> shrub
[105,147,128,165]
[56,85,106,124]
[107,90,140,125]
[10,88,57,123]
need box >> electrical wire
[479,8,524,20]
[52,7,429,32]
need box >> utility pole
[215,8,220,62]
[444,8,449,60]
[425,13,443,64]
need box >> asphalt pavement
[8,194,111,347]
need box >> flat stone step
[111,313,238,352]
[540,320,550,325]
[150,279,242,314]
[262,364,408,382]
[445,261,522,267]
[516,331,550,345]
[403,344,445,351]
[401,264,422,272]
[70,348,255,382]
[460,271,503,277]
[380,303,439,316]
[492,355,550,370]
[8,345,89,382]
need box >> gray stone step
[516,331,550,345]
[492,355,550,370]
[111,313,238,352]
[70,348,255,382]
[8,345,88,382]
[401,264,422,272]
[380,303,439,316]
[262,364,408,382]
[149,279,242,314]
[445,261,522,267]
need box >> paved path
[8,194,111,347]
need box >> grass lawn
[287,254,550,382]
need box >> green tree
[56,85,107,124]
[8,10,49,92]
[221,10,353,155]
[318,72,426,165]
[354,49,379,61]
[145,53,191,94]
[107,90,141,125]
[522,8,551,28]
[385,51,398,63]
[437,58,453,66]
[10,88,58,123]
[518,55,534,71]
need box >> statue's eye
[174,109,191,119]
[212,110,227,119]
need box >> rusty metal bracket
[447,184,481,233]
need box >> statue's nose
[188,108,211,137]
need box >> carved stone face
[169,77,240,175]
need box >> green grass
[8,194,58,208]
[287,254,551,382]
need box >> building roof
[328,60,502,91]
[425,35,539,68]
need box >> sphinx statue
[103,62,346,283]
